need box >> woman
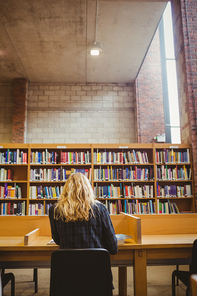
[49,172,118,255]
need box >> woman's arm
[101,205,118,255]
[49,205,60,245]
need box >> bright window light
[163,2,181,143]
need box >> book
[47,239,57,245]
[115,234,133,245]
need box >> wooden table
[0,214,197,296]
[0,235,195,296]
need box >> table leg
[133,250,147,296]
[118,267,127,296]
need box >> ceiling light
[88,1,103,57]
[88,41,103,56]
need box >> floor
[3,265,188,296]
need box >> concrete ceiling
[0,0,166,83]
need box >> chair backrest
[191,239,197,274]
[0,273,2,296]
[50,248,113,296]
[190,274,197,296]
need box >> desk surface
[0,234,196,250]
[0,234,196,296]
[141,234,197,248]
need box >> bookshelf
[0,143,195,215]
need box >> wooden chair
[0,271,15,296]
[190,274,197,296]
[50,248,113,296]
[172,239,197,296]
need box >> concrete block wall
[0,83,14,143]
[27,83,136,143]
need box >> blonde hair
[54,172,97,222]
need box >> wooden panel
[134,214,197,235]
[126,214,141,244]
[134,250,147,296]
[24,228,39,245]
[110,249,134,261]
[119,267,127,296]
[30,144,91,149]
[111,214,141,243]
[0,216,51,236]
[111,214,128,234]
[0,250,55,262]
[146,248,192,260]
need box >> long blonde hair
[54,172,97,222]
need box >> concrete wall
[26,82,136,143]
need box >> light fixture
[88,41,103,56]
[88,2,103,56]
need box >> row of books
[31,150,58,164]
[29,203,44,216]
[158,200,180,214]
[104,200,123,215]
[0,168,13,181]
[156,165,191,180]
[155,149,190,164]
[157,184,192,197]
[93,166,153,181]
[45,203,53,215]
[103,199,180,215]
[0,184,22,199]
[124,199,155,214]
[62,168,91,181]
[30,168,91,182]
[124,185,154,198]
[29,185,63,199]
[0,201,25,215]
[60,151,91,164]
[94,150,149,164]
[0,149,27,164]
[94,184,154,199]
[94,184,122,199]
[102,199,155,215]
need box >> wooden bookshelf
[0,143,195,215]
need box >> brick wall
[135,28,165,143]
[0,83,14,143]
[171,0,197,211]
[27,83,136,143]
[12,78,27,143]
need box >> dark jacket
[49,201,118,255]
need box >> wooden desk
[132,214,197,296]
[0,214,138,296]
[0,214,197,296]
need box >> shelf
[0,181,27,183]
[94,180,154,183]
[94,163,154,166]
[30,163,91,166]
[157,180,192,182]
[0,143,194,215]
[157,196,193,199]
[0,164,28,166]
[97,197,155,200]
[0,198,27,201]
[29,198,58,201]
[156,163,191,165]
